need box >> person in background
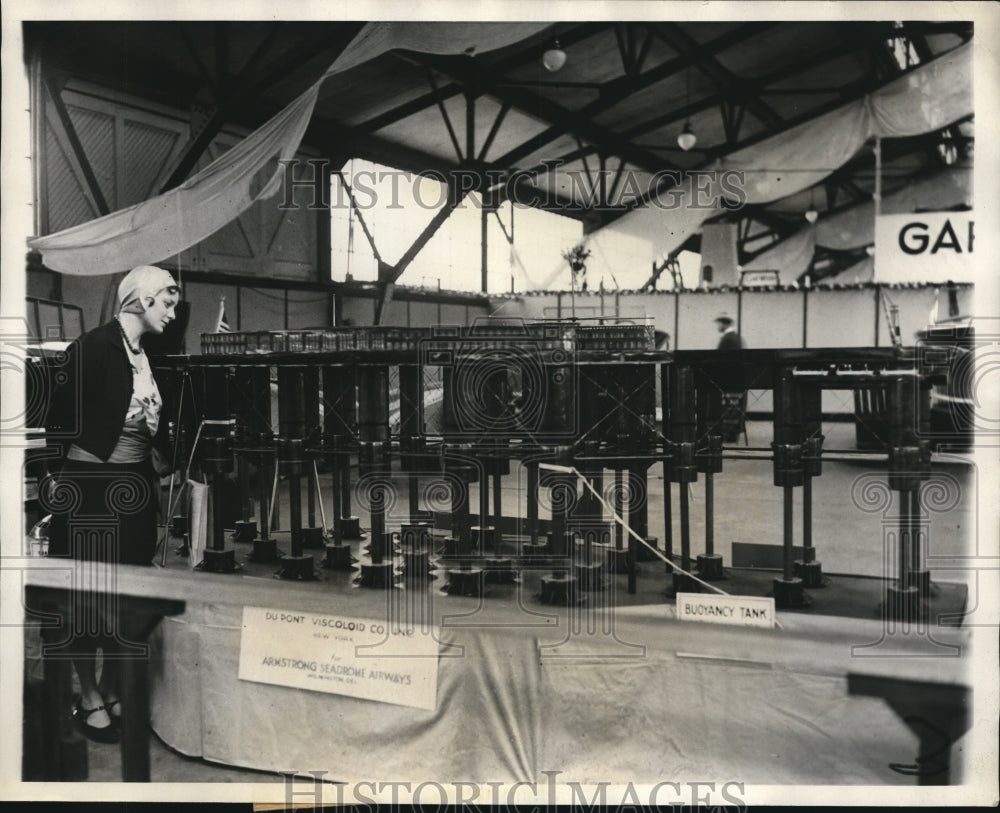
[713,312,747,442]
[43,265,179,744]
[714,311,745,350]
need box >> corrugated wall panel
[38,84,318,281]
[66,105,116,209]
[44,127,97,231]
[122,119,181,204]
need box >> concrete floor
[42,420,977,782]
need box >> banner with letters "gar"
[874,212,975,284]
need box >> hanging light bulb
[676,66,696,151]
[677,122,697,151]
[804,185,818,222]
[543,39,567,72]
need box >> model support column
[627,466,655,564]
[660,362,673,566]
[470,461,495,553]
[231,365,281,563]
[320,364,358,569]
[193,366,238,574]
[482,441,515,584]
[319,369,355,570]
[355,364,395,589]
[276,366,317,581]
[667,365,701,595]
[397,362,433,579]
[771,370,809,608]
[197,433,239,573]
[884,374,933,621]
[693,365,727,581]
[605,468,631,574]
[443,457,488,596]
[296,367,324,551]
[696,435,726,580]
[333,365,363,542]
[795,381,826,587]
[540,455,579,605]
[521,459,546,559]
[234,449,254,542]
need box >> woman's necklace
[115,316,143,356]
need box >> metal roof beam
[374,185,471,321]
[649,22,784,131]
[493,22,774,169]
[619,23,899,148]
[595,34,933,226]
[160,23,365,192]
[348,22,607,135]
[397,51,675,175]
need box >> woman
[43,265,179,743]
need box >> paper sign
[675,593,775,628]
[238,606,440,710]
[874,212,975,283]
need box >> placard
[739,269,780,288]
[675,593,775,628]
[238,606,440,710]
[873,212,975,283]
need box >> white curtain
[28,23,548,275]
[815,165,971,250]
[586,41,972,267]
[742,225,816,280]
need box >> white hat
[118,266,178,313]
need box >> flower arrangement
[561,243,591,272]
[562,243,591,292]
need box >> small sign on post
[675,593,775,628]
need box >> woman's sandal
[104,699,122,731]
[71,699,120,744]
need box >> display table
[24,564,186,782]
[25,559,973,787]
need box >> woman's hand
[151,447,174,477]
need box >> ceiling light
[543,41,566,73]
[677,66,697,151]
[804,184,819,222]
[677,122,697,151]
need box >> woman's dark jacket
[45,319,170,465]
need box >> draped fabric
[321,21,547,81]
[742,225,817,280]
[29,31,969,279]
[587,41,972,266]
[724,101,870,206]
[146,602,933,785]
[815,165,972,250]
[28,23,548,275]
[28,87,320,276]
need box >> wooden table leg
[41,651,88,781]
[119,653,151,781]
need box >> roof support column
[374,188,470,324]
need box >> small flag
[215,295,232,333]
